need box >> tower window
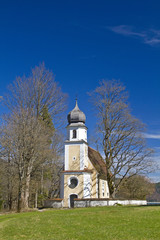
[73,129,77,138]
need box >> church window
[102,181,105,197]
[73,129,77,138]
[69,177,78,189]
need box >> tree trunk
[8,192,13,211]
[17,181,24,212]
[35,188,38,208]
[41,165,44,194]
[107,171,114,198]
[23,174,31,209]
[17,174,30,211]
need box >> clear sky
[0,0,160,181]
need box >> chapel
[60,100,110,208]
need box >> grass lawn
[0,206,160,240]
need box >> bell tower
[60,100,90,207]
[64,100,88,171]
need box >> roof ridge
[88,146,100,153]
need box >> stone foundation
[43,198,147,208]
[74,198,147,207]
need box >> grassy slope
[0,206,160,240]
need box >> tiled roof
[88,146,107,179]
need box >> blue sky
[0,0,160,181]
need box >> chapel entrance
[70,194,78,208]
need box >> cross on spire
[75,94,78,105]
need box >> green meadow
[0,206,160,240]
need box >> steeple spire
[75,95,78,108]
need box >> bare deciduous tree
[89,80,154,197]
[0,111,53,211]
[0,63,67,211]
[5,63,67,126]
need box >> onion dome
[67,100,86,124]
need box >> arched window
[73,129,77,138]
